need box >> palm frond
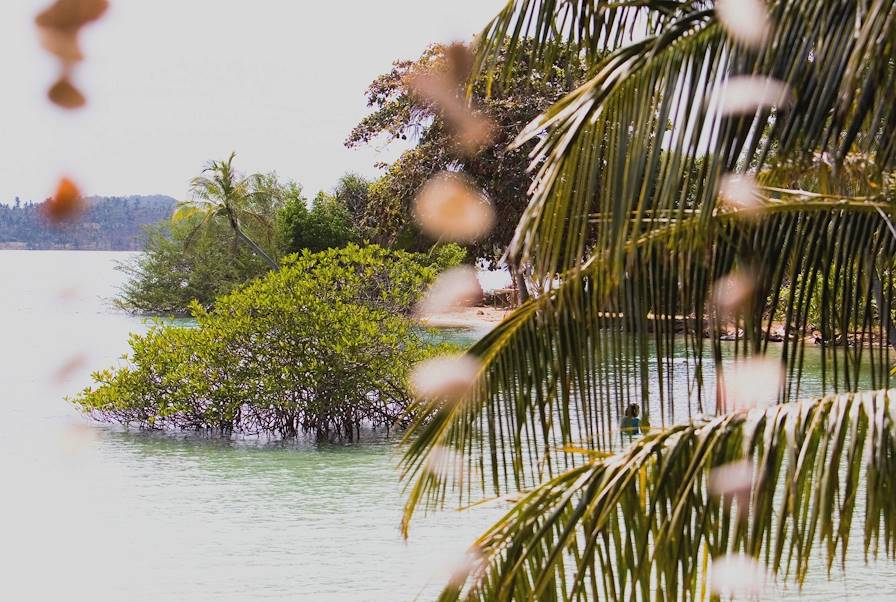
[440,388,896,601]
[170,203,208,224]
[401,196,896,531]
[472,0,681,90]
[480,1,896,277]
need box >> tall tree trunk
[234,224,279,270]
[512,263,530,304]
[870,266,896,350]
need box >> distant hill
[0,195,177,250]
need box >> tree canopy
[347,41,587,265]
[396,1,896,599]
[0,195,175,250]
[78,244,454,439]
[277,189,357,255]
[173,152,283,269]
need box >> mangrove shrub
[77,244,453,438]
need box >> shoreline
[418,305,511,332]
[420,307,893,350]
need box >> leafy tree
[115,214,274,314]
[332,172,372,231]
[173,152,283,269]
[76,244,453,439]
[116,171,293,315]
[277,190,357,254]
[398,2,896,599]
[346,42,587,265]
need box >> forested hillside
[0,195,176,250]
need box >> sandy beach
[418,305,511,331]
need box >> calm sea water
[0,251,892,600]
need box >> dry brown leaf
[48,77,86,109]
[407,48,496,156]
[43,177,85,222]
[444,42,474,87]
[52,353,88,383]
[38,27,83,63]
[35,0,109,31]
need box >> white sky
[0,0,504,203]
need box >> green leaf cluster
[78,244,454,439]
[276,190,358,254]
[396,1,896,598]
[347,41,588,264]
[115,216,275,315]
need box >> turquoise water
[0,250,893,600]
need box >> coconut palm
[173,152,280,270]
[399,1,896,599]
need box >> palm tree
[399,1,896,599]
[173,152,280,270]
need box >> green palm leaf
[401,195,896,531]
[502,1,896,279]
[400,4,896,597]
[439,388,896,601]
[175,152,281,270]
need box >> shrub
[115,216,276,315]
[277,191,357,254]
[76,244,454,438]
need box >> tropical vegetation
[347,41,587,267]
[277,189,358,254]
[172,152,283,270]
[77,244,455,439]
[114,214,278,315]
[116,159,381,314]
[396,1,896,599]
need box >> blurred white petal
[711,270,755,313]
[722,357,784,411]
[424,444,466,481]
[708,459,755,497]
[414,172,495,242]
[716,0,770,47]
[411,354,481,402]
[447,545,483,588]
[716,76,792,115]
[718,173,763,212]
[417,266,483,315]
[710,553,768,598]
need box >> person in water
[620,403,641,433]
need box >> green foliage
[441,390,896,601]
[117,160,297,314]
[77,244,452,438]
[175,152,286,270]
[425,243,468,272]
[277,190,358,254]
[347,41,587,264]
[332,172,372,231]
[115,216,274,315]
[396,2,896,599]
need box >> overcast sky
[0,0,503,203]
